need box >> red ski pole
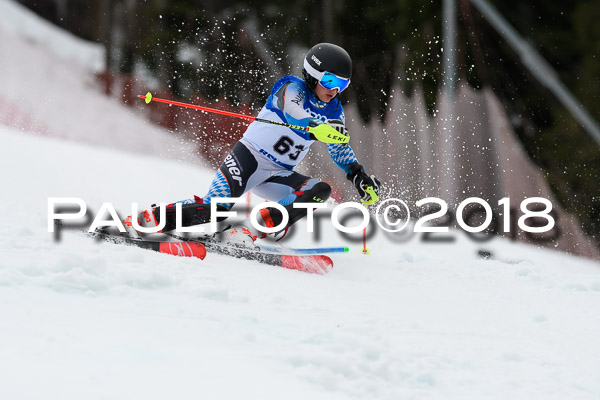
[138,92,349,145]
[360,187,378,255]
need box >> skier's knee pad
[280,181,330,229]
[300,181,331,204]
[258,182,331,234]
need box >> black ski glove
[346,163,381,205]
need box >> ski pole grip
[361,186,379,205]
[308,124,350,144]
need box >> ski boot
[118,196,228,239]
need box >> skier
[129,43,381,239]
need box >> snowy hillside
[0,0,198,163]
[0,0,104,71]
[2,126,600,400]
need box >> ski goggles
[304,58,351,92]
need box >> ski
[197,239,333,274]
[86,229,332,274]
[87,229,207,259]
[161,230,335,274]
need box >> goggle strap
[303,59,349,92]
[303,58,325,81]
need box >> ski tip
[159,242,207,260]
[144,92,153,104]
[282,255,333,274]
[344,247,350,253]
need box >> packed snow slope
[1,126,600,400]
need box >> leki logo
[311,55,322,66]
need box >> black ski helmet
[302,43,352,92]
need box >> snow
[0,0,104,72]
[0,0,198,164]
[2,126,600,400]
[1,1,600,399]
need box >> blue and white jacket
[241,75,358,172]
